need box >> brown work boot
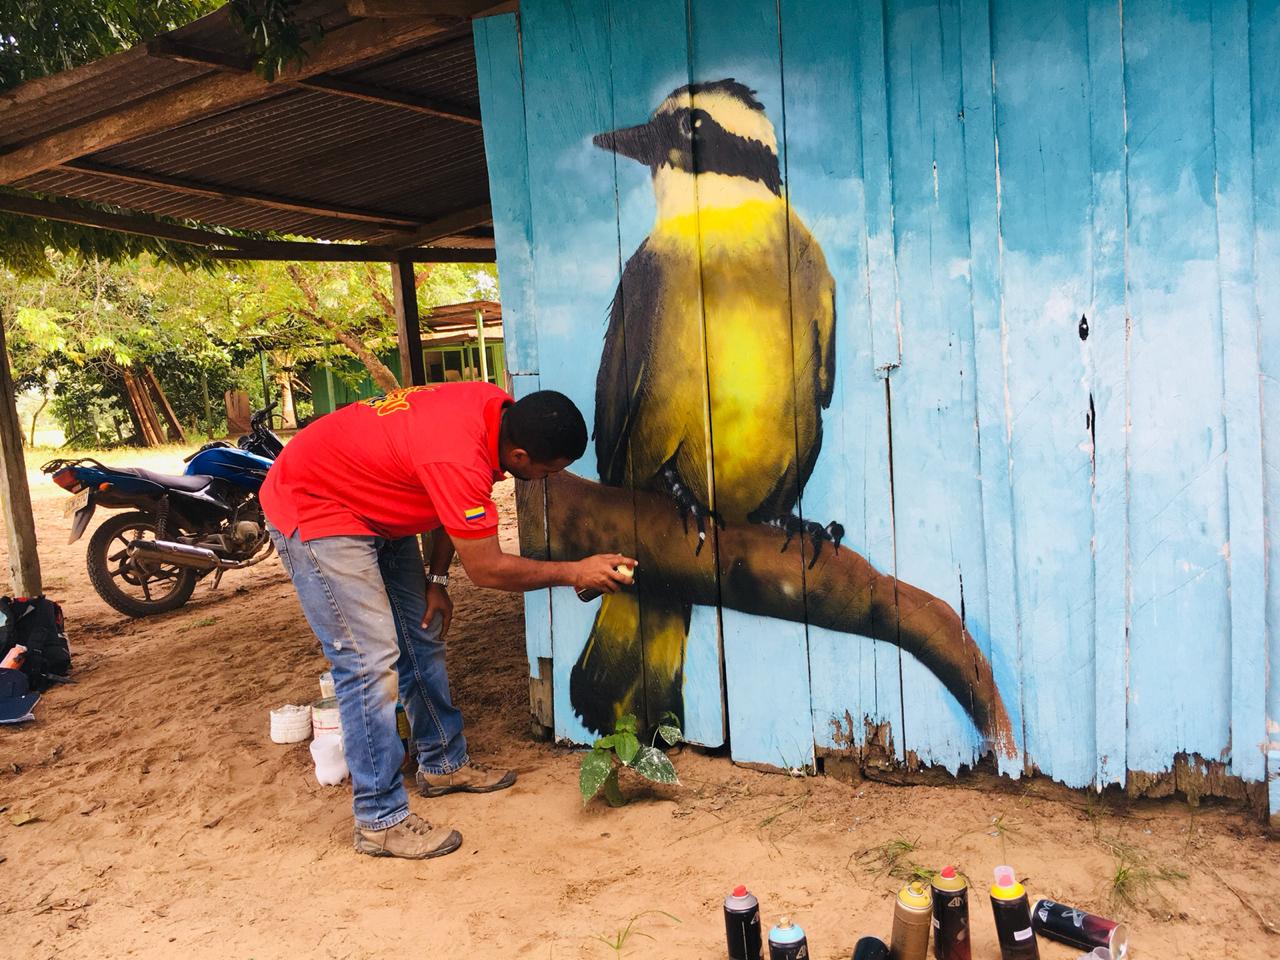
[352,812,462,859]
[416,761,517,797]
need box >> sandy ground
[1,446,1278,959]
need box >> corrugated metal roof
[0,0,496,253]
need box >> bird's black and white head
[594,79,782,220]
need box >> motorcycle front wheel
[86,512,198,618]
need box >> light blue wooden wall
[476,0,1279,817]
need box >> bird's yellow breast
[638,197,831,519]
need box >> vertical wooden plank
[959,0,1024,776]
[1123,2,1232,774]
[778,0,896,764]
[0,311,42,596]
[509,373,553,670]
[857,0,904,377]
[989,0,1098,788]
[688,0,815,769]
[879,0,989,772]
[474,15,557,699]
[1210,0,1267,783]
[518,0,627,745]
[1084,0,1131,788]
[603,0,726,746]
[474,13,541,378]
[1249,0,1280,821]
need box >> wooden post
[475,307,489,382]
[391,255,426,386]
[0,309,42,596]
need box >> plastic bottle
[310,733,349,785]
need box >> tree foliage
[2,253,499,446]
[0,0,221,88]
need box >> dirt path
[1,447,1276,959]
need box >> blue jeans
[268,526,469,830]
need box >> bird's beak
[593,121,661,165]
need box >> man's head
[499,390,588,480]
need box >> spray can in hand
[890,880,932,960]
[930,866,971,960]
[576,563,636,602]
[768,917,809,960]
[989,866,1039,960]
[724,885,763,960]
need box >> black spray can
[852,936,890,960]
[768,917,809,960]
[724,884,763,960]
[1031,900,1127,957]
[931,865,971,960]
[989,866,1039,960]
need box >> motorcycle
[42,405,284,618]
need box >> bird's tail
[570,592,690,735]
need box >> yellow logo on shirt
[363,385,438,417]
[464,506,487,523]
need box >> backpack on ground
[0,596,71,692]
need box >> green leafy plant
[579,713,682,807]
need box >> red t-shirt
[260,382,511,542]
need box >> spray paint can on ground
[931,866,971,960]
[1031,900,1127,957]
[724,885,763,960]
[853,936,890,960]
[990,866,1039,960]
[768,917,809,960]
[890,880,932,960]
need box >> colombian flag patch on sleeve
[464,506,487,523]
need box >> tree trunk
[525,472,1018,758]
[276,370,298,428]
[287,265,401,393]
[28,392,48,448]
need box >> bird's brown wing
[594,239,663,486]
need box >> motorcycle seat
[113,467,212,493]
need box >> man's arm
[450,533,634,594]
[426,527,455,576]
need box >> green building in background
[309,300,506,414]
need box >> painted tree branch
[531,472,1017,757]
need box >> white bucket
[311,696,342,740]
[269,703,312,744]
[319,670,335,700]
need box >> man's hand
[423,582,453,638]
[572,554,638,595]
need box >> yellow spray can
[890,879,933,960]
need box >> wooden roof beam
[0,190,259,248]
[146,38,482,126]
[393,203,492,248]
[292,77,481,125]
[0,15,460,185]
[61,159,424,231]
[0,192,495,262]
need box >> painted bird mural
[570,79,842,736]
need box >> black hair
[503,390,588,463]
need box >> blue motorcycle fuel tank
[185,446,273,492]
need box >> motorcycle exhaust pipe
[128,539,257,571]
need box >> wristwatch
[426,574,450,589]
